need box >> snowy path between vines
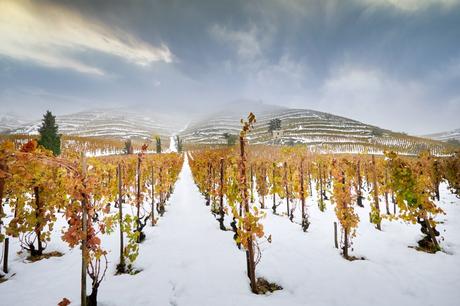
[1,155,460,306]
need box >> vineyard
[0,113,459,306]
[0,140,183,305]
[179,107,456,156]
[0,134,172,157]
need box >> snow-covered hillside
[0,114,27,133]
[424,128,460,142]
[180,107,450,155]
[181,107,380,144]
[0,156,459,306]
[1,104,452,155]
[6,109,185,140]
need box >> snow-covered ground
[167,135,177,153]
[1,156,459,306]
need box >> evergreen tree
[175,135,183,153]
[222,133,237,146]
[155,136,162,154]
[38,110,61,156]
[124,139,133,154]
[268,118,281,133]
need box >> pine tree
[38,111,61,156]
[155,136,162,154]
[222,133,237,146]
[268,118,281,133]
[175,135,183,153]
[124,139,133,155]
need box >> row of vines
[0,140,183,306]
[188,113,460,292]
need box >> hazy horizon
[1,0,459,135]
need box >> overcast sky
[0,0,459,134]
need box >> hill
[1,103,454,155]
[179,104,452,155]
[4,108,185,140]
[0,113,27,133]
[423,128,460,144]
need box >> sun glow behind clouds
[356,0,459,11]
[0,0,173,75]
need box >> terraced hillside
[0,114,26,133]
[424,128,460,142]
[7,109,184,140]
[180,107,453,155]
[1,104,454,155]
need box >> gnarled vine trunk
[356,160,364,208]
[32,186,44,257]
[87,286,98,306]
[218,158,226,231]
[240,133,257,294]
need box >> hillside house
[272,130,283,139]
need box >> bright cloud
[0,0,173,75]
[356,0,460,11]
[210,24,265,61]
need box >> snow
[424,128,460,142]
[1,155,460,306]
[9,109,184,139]
[167,135,177,153]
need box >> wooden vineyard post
[392,192,397,215]
[218,158,226,231]
[333,222,338,249]
[300,159,308,231]
[81,153,88,306]
[283,162,290,220]
[3,237,8,274]
[319,163,324,211]
[433,160,441,201]
[211,166,216,206]
[250,165,254,203]
[300,159,305,219]
[206,162,211,206]
[151,165,155,226]
[384,166,390,215]
[117,164,125,272]
[136,155,141,240]
[371,155,382,230]
[341,171,349,259]
[356,160,364,207]
[158,167,165,216]
[0,158,5,240]
[272,163,277,214]
[261,166,266,209]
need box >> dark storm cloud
[0,0,459,134]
